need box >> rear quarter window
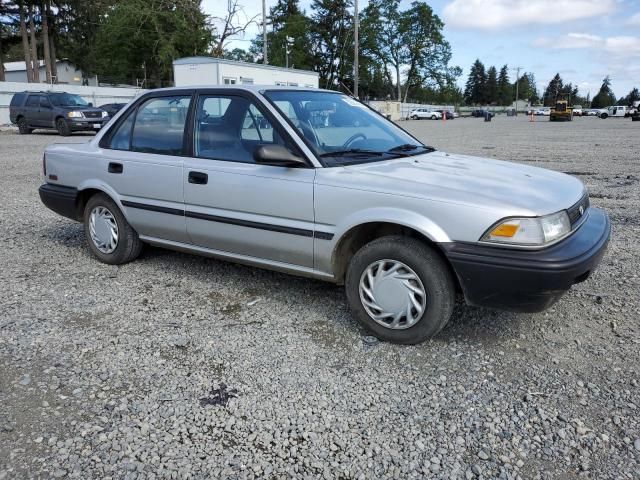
[10,93,27,107]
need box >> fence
[0,81,146,125]
[367,100,455,121]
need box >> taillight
[43,153,47,177]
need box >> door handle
[188,171,208,185]
[108,162,123,174]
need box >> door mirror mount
[253,144,307,168]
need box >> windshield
[263,90,431,165]
[50,93,89,107]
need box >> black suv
[9,91,109,136]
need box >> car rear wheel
[345,236,455,344]
[599,113,608,119]
[411,115,418,120]
[17,117,32,134]
[56,118,71,136]
[83,193,143,265]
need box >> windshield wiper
[319,149,384,158]
[387,144,436,153]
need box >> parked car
[9,91,109,136]
[443,110,456,120]
[470,109,494,118]
[99,103,127,117]
[585,109,601,116]
[534,108,551,116]
[598,105,628,119]
[408,108,442,120]
[39,86,610,344]
[572,106,583,116]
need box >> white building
[2,59,97,86]
[173,57,319,88]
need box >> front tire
[599,113,608,119]
[56,118,71,136]
[83,193,143,265]
[345,236,455,344]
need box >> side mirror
[88,102,93,107]
[253,144,307,167]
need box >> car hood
[58,106,104,114]
[340,151,585,216]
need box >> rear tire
[345,236,455,344]
[83,193,143,265]
[56,118,71,136]
[17,117,32,134]
[599,113,608,119]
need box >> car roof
[145,85,336,95]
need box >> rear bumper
[39,184,80,221]
[441,208,610,312]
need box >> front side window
[264,90,426,166]
[194,95,290,163]
[130,96,191,155]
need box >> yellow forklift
[549,96,573,122]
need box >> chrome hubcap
[359,259,427,330]
[89,206,118,254]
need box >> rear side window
[131,96,191,155]
[10,93,26,107]
[26,95,41,107]
[107,96,191,154]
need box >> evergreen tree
[485,66,498,105]
[497,64,511,105]
[543,73,564,106]
[464,59,486,105]
[309,0,353,90]
[591,76,616,108]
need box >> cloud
[442,0,615,30]
[628,12,640,26]
[533,33,640,57]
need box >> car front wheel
[345,236,455,344]
[56,118,71,136]
[83,193,143,265]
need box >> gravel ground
[0,116,638,479]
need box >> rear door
[183,91,315,268]
[38,96,55,127]
[24,95,43,126]
[98,92,193,243]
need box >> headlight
[101,111,108,118]
[481,210,571,246]
[67,111,83,118]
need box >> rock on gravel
[0,119,639,479]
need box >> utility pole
[353,0,359,98]
[512,66,522,116]
[262,0,268,64]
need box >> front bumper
[39,184,80,221]
[68,117,107,131]
[441,208,610,312]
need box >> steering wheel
[343,133,367,147]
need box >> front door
[183,93,315,268]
